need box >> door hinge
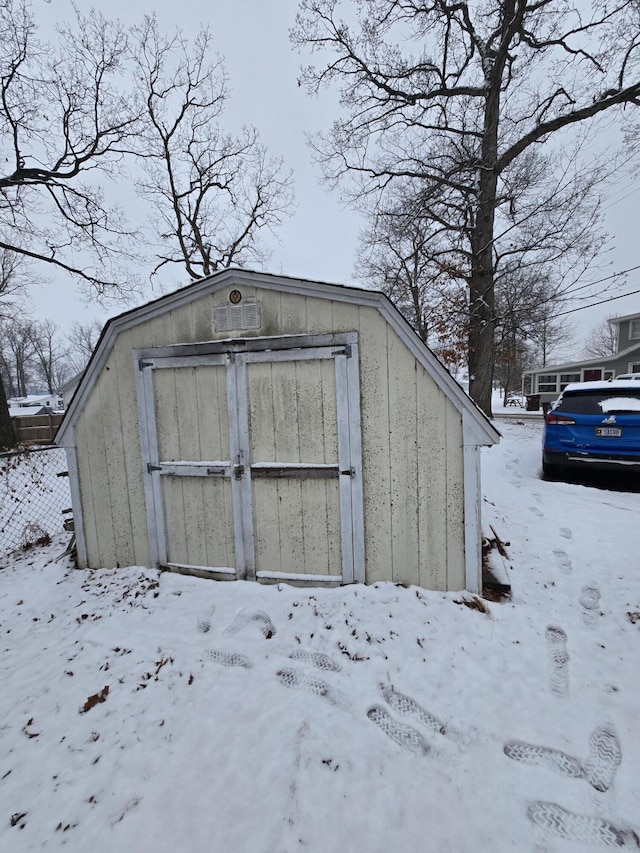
[233,464,245,480]
[333,345,352,358]
[147,463,162,473]
[340,467,356,478]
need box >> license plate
[596,427,622,437]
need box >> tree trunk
[0,372,17,450]
[468,141,499,415]
[468,267,496,417]
[467,14,513,419]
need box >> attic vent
[213,302,262,332]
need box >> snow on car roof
[562,380,640,393]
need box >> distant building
[526,310,640,408]
[8,393,63,411]
[8,404,51,418]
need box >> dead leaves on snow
[81,685,109,713]
[22,718,40,738]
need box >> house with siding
[526,310,640,408]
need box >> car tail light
[545,413,576,425]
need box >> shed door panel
[162,476,235,569]
[246,358,342,577]
[154,365,230,462]
[152,361,237,576]
[247,359,337,463]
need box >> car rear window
[556,389,640,415]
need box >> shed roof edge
[55,269,498,446]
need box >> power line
[602,184,640,211]
[558,263,640,298]
[555,287,640,318]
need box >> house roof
[527,340,640,375]
[609,310,640,325]
[55,268,499,447]
[60,372,83,394]
[9,394,57,406]
[9,405,49,417]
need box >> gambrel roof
[56,268,499,448]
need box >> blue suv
[542,380,640,477]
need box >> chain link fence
[0,446,72,557]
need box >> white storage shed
[55,270,499,592]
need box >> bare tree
[131,17,294,282]
[292,0,640,415]
[0,339,15,448]
[2,318,33,398]
[581,314,618,358]
[1,4,295,448]
[66,319,104,374]
[356,192,460,344]
[0,0,141,295]
[0,1,147,449]
[529,312,577,369]
[28,319,70,394]
[0,356,14,448]
[494,270,575,400]
[0,246,31,447]
[0,246,30,318]
[356,171,584,380]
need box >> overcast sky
[31,0,640,346]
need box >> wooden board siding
[75,372,118,569]
[73,285,467,590]
[153,364,232,569]
[357,308,393,583]
[113,330,153,568]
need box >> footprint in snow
[289,650,341,672]
[203,649,251,669]
[584,724,622,793]
[196,605,216,633]
[379,684,445,736]
[559,527,572,540]
[579,583,601,629]
[504,740,584,779]
[553,549,572,572]
[529,506,544,518]
[504,724,622,794]
[367,705,430,755]
[276,666,337,703]
[527,801,630,848]
[545,625,569,696]
[223,610,276,639]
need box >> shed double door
[136,335,364,585]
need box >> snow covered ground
[1,417,639,852]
